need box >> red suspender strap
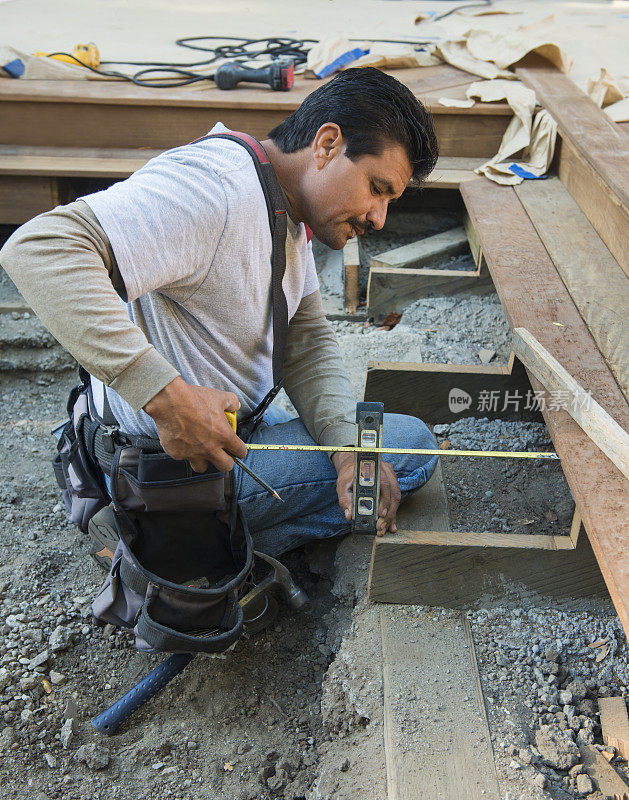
[190,131,289,393]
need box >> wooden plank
[369,518,607,606]
[557,137,629,279]
[380,606,500,800]
[0,175,55,224]
[460,177,629,636]
[370,227,468,270]
[512,328,629,480]
[515,178,629,399]
[364,355,538,423]
[0,145,162,178]
[366,264,492,322]
[343,236,360,314]
[580,743,629,796]
[463,211,482,268]
[599,698,629,761]
[516,55,629,275]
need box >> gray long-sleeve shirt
[0,198,357,447]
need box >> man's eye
[371,183,382,195]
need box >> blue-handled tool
[91,652,193,735]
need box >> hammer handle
[91,652,193,735]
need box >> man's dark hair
[268,67,438,184]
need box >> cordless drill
[214,59,294,91]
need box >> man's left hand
[332,451,402,535]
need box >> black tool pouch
[91,444,252,654]
[52,376,110,532]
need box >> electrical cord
[43,3,493,89]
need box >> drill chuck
[215,60,294,91]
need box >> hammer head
[254,552,309,610]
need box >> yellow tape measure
[226,411,557,460]
[245,443,558,460]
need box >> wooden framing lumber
[370,227,469,270]
[381,607,500,799]
[366,261,492,322]
[364,352,538,423]
[460,177,629,636]
[0,145,161,179]
[342,236,360,314]
[369,508,608,606]
[0,71,512,157]
[512,328,629,480]
[580,743,629,795]
[599,698,629,762]
[516,55,629,276]
[514,178,629,400]
[0,175,58,224]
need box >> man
[0,67,439,557]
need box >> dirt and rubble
[1,207,628,800]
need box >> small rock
[0,668,11,691]
[478,348,495,364]
[43,752,57,768]
[20,675,40,692]
[60,718,75,749]
[20,709,34,724]
[28,651,49,671]
[533,771,547,789]
[64,697,79,720]
[509,759,521,770]
[76,743,110,770]
[558,690,573,705]
[535,725,579,770]
[433,424,450,436]
[49,671,66,687]
[103,624,116,640]
[50,625,73,653]
[0,726,17,747]
[544,645,560,662]
[340,757,350,772]
[566,680,588,701]
[575,773,593,794]
[569,764,585,776]
[518,748,532,765]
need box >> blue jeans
[235,407,438,556]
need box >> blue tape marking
[509,163,548,180]
[2,59,25,78]
[314,48,370,79]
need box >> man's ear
[312,123,344,170]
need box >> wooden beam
[364,353,538,423]
[381,607,500,800]
[599,698,629,762]
[370,227,469,270]
[461,177,629,636]
[342,236,360,314]
[366,263,492,322]
[512,328,629,481]
[515,178,629,400]
[369,514,607,606]
[0,175,56,224]
[580,743,629,796]
[516,55,629,276]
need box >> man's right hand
[143,377,247,473]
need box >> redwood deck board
[460,177,629,636]
[516,55,629,275]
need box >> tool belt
[51,131,289,655]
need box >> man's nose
[366,199,388,231]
